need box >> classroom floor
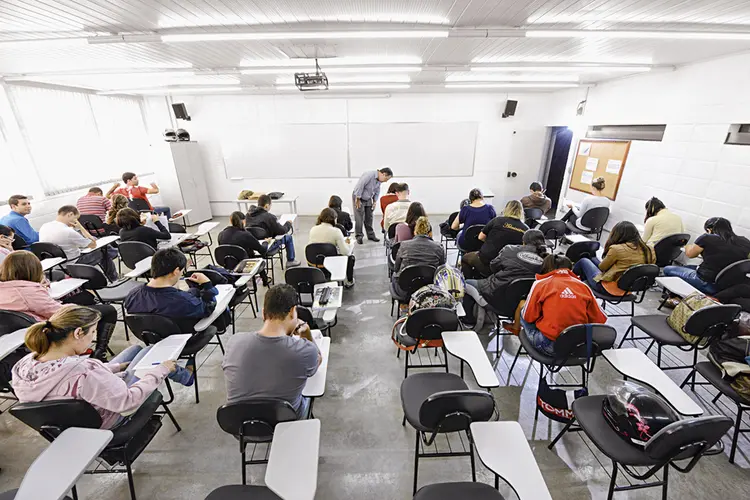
[0,215,749,499]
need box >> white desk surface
[234,274,252,287]
[41,257,66,271]
[470,421,553,500]
[80,235,119,254]
[603,348,704,416]
[442,331,499,388]
[193,221,219,237]
[279,214,297,226]
[49,278,88,300]
[132,334,192,377]
[158,232,194,249]
[455,302,466,317]
[0,329,27,362]
[655,276,699,298]
[312,283,343,310]
[483,189,495,198]
[15,427,113,500]
[302,335,330,398]
[194,284,236,332]
[124,256,152,279]
[565,234,590,244]
[265,419,320,500]
[324,255,349,282]
[169,209,192,222]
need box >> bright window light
[444,83,579,89]
[525,29,750,40]
[275,74,411,85]
[242,56,422,67]
[445,74,579,82]
[162,30,448,42]
[470,66,652,73]
[241,66,422,75]
[125,87,244,95]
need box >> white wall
[554,51,750,239]
[143,93,569,216]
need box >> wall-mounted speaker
[172,103,191,121]
[502,100,518,118]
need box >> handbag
[666,291,719,345]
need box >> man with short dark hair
[352,167,394,244]
[0,195,38,245]
[222,284,321,418]
[76,187,112,223]
[108,172,171,218]
[383,183,411,231]
[246,194,299,267]
[521,182,552,215]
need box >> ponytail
[25,305,101,358]
[522,229,549,258]
[229,211,245,229]
[541,254,573,274]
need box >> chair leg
[125,457,137,500]
[72,485,79,500]
[121,304,130,341]
[534,364,543,421]
[656,344,662,368]
[548,419,574,449]
[508,346,524,380]
[241,447,247,485]
[192,356,200,404]
[729,407,743,464]
[607,461,618,500]
[162,402,182,432]
[404,350,410,379]
[662,462,669,500]
[617,325,633,348]
[413,430,420,496]
[216,334,225,355]
[644,339,656,355]
[690,349,698,390]
[469,434,476,482]
[443,346,449,373]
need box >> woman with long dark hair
[328,195,353,235]
[664,217,750,294]
[395,202,427,243]
[451,188,497,246]
[642,197,684,246]
[573,221,655,296]
[218,211,270,286]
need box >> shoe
[286,260,301,267]
[344,278,355,289]
[356,236,364,244]
[664,297,681,309]
[501,321,520,336]
[91,322,116,362]
[368,236,381,242]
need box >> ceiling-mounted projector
[294,58,328,91]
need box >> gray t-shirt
[222,332,320,413]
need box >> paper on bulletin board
[585,157,599,171]
[606,159,622,175]
[580,170,594,185]
[579,143,592,156]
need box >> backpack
[730,374,750,403]
[536,380,587,423]
[666,292,719,345]
[434,265,465,300]
[408,285,457,315]
[268,191,284,200]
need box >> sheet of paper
[579,142,591,156]
[585,157,598,171]
[580,170,594,185]
[606,159,622,175]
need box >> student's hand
[355,198,361,210]
[345,237,351,245]
[112,182,120,189]
[150,182,158,188]
[187,272,211,285]
[117,362,130,372]
[161,360,177,373]
[293,321,313,341]
[150,214,160,223]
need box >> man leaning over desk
[351,167,393,245]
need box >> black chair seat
[695,362,750,406]
[414,482,504,500]
[573,395,659,467]
[565,221,583,234]
[401,373,468,432]
[631,315,687,346]
[95,281,144,302]
[108,391,164,447]
[0,491,71,500]
[205,485,282,500]
[592,289,636,302]
[518,328,589,367]
[182,328,217,356]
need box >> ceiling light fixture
[275,84,411,91]
[470,66,652,73]
[241,66,421,75]
[446,74,579,82]
[275,74,411,85]
[525,29,750,40]
[243,56,423,67]
[100,86,244,95]
[162,30,448,42]
[444,83,579,89]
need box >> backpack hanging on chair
[391,285,457,352]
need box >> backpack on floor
[434,265,465,300]
[536,379,587,423]
[667,292,720,345]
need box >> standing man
[107,172,171,219]
[352,167,393,244]
[0,195,38,246]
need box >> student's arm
[573,196,589,217]
[451,208,464,231]
[521,281,544,323]
[102,197,112,211]
[586,292,608,323]
[394,246,404,273]
[269,218,289,237]
[478,219,493,242]
[383,205,393,230]
[183,279,219,318]
[685,244,704,259]
[642,217,655,244]
[150,221,171,240]
[597,246,618,273]
[146,183,159,194]
[105,183,120,198]
[335,228,352,256]
[78,362,171,414]
[240,232,267,257]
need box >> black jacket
[119,221,170,249]
[246,206,290,237]
[333,207,353,232]
[218,226,267,257]
[477,244,544,305]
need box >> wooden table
[194,284,236,332]
[49,278,88,300]
[0,329,27,361]
[323,255,348,282]
[442,331,499,389]
[265,420,320,500]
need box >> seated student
[395,202,427,243]
[124,247,218,334]
[222,284,321,419]
[379,182,401,230]
[328,195,353,235]
[309,208,355,286]
[383,183,411,232]
[105,194,128,227]
[561,177,610,231]
[0,251,117,361]
[246,194,300,267]
[461,200,527,279]
[392,217,446,296]
[0,195,38,245]
[573,221,656,296]
[0,225,14,266]
[218,211,271,286]
[39,205,117,282]
[521,182,552,228]
[76,187,112,223]
[107,172,171,218]
[521,255,607,355]
[12,305,194,430]
[664,217,750,295]
[452,188,497,247]
[642,197,684,246]
[461,229,548,328]
[117,208,170,249]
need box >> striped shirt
[76,194,112,222]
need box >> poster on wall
[579,143,592,156]
[585,157,599,171]
[606,159,622,175]
[580,170,594,185]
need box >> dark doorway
[543,127,573,212]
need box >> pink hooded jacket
[0,280,62,321]
[12,353,170,429]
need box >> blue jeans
[572,257,607,294]
[268,233,296,261]
[296,396,311,419]
[112,345,193,386]
[520,317,555,356]
[664,265,717,295]
[152,206,172,219]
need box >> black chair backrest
[196,268,230,286]
[30,242,66,261]
[644,415,732,464]
[579,206,610,232]
[11,233,27,250]
[404,307,459,341]
[419,390,495,432]
[460,224,484,252]
[285,267,327,306]
[335,224,347,237]
[118,241,156,269]
[390,242,401,263]
[493,278,536,317]
[247,226,269,240]
[684,304,741,341]
[715,259,750,291]
[0,309,35,336]
[524,207,543,221]
[78,215,109,236]
[397,264,437,296]
[553,324,617,362]
[125,314,182,345]
[539,220,567,241]
[653,233,690,267]
[65,264,108,290]
[446,211,459,228]
[565,240,601,263]
[11,399,103,441]
[296,306,315,326]
[617,264,659,293]
[216,398,297,441]
[128,199,151,212]
[215,244,249,271]
[386,223,398,241]
[305,243,338,268]
[168,222,186,234]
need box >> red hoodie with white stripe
[522,268,607,341]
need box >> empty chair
[0,309,35,336]
[565,240,600,263]
[412,483,504,500]
[390,264,437,317]
[399,308,460,378]
[565,206,610,240]
[29,242,66,261]
[591,264,659,317]
[285,267,328,307]
[539,220,567,249]
[654,233,690,268]
[118,241,156,273]
[305,243,338,279]
[215,244,248,272]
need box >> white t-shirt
[39,220,91,260]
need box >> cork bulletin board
[568,139,630,201]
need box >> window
[726,124,750,145]
[586,124,666,142]
[0,119,37,204]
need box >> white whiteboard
[222,124,348,179]
[348,122,478,177]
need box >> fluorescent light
[276,84,411,91]
[470,66,652,73]
[162,30,448,42]
[446,74,579,82]
[101,86,243,95]
[526,29,750,40]
[0,37,89,48]
[241,66,422,75]
[275,74,411,85]
[444,83,579,89]
[243,56,422,67]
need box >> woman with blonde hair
[105,194,128,227]
[461,200,528,278]
[391,216,446,297]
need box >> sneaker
[286,260,301,267]
[356,236,364,244]
[501,321,520,335]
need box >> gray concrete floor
[0,215,749,499]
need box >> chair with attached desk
[285,268,337,335]
[565,240,601,263]
[247,226,284,278]
[118,241,156,279]
[455,224,484,266]
[127,199,151,213]
[440,211,459,253]
[565,206,610,241]
[0,310,34,395]
[79,214,116,238]
[591,264,659,317]
[391,265,437,318]
[124,314,216,404]
[305,243,338,280]
[715,259,750,290]
[654,233,691,268]
[539,219,567,250]
[481,278,535,358]
[397,308,460,378]
[10,391,180,500]
[198,267,257,323]
[29,242,68,282]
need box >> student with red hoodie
[521,254,607,355]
